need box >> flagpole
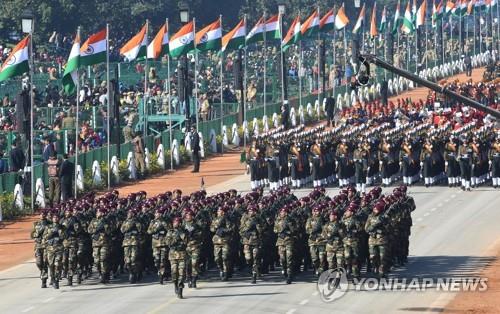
[474,6,477,54]
[280,10,286,106]
[220,14,224,155]
[316,9,321,110]
[299,41,303,107]
[332,29,336,97]
[426,10,429,69]
[144,20,149,137]
[343,27,347,86]
[106,23,111,189]
[263,12,267,117]
[459,9,463,57]
[75,26,81,198]
[194,18,199,131]
[449,14,453,62]
[441,17,445,63]
[479,3,483,53]
[244,46,248,149]
[167,18,173,171]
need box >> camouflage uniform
[43,216,64,289]
[365,208,389,276]
[88,213,112,283]
[61,213,81,285]
[31,215,50,288]
[321,214,345,270]
[120,213,144,283]
[183,214,203,287]
[239,208,264,283]
[305,212,327,275]
[341,210,362,277]
[210,211,234,280]
[274,211,295,284]
[147,215,170,284]
[166,222,188,298]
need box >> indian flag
[264,15,281,41]
[467,0,476,14]
[222,19,246,52]
[196,18,222,52]
[169,21,195,58]
[412,0,418,22]
[457,0,468,15]
[370,3,378,38]
[335,4,350,30]
[475,0,486,11]
[416,0,427,27]
[320,9,335,33]
[301,10,320,38]
[401,1,415,34]
[0,36,29,82]
[379,6,387,32]
[485,0,497,11]
[80,29,107,66]
[282,16,301,51]
[433,0,444,26]
[147,23,169,60]
[246,17,265,44]
[353,4,366,34]
[62,33,80,95]
[393,0,402,34]
[445,0,456,15]
[120,23,148,62]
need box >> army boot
[67,276,73,286]
[174,281,179,295]
[77,273,82,284]
[54,278,59,290]
[192,276,198,288]
[286,274,292,284]
[219,271,224,281]
[251,272,257,284]
[41,278,47,289]
[159,273,164,285]
[129,272,136,284]
[99,272,106,284]
[177,282,184,299]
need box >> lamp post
[21,9,34,214]
[178,1,191,129]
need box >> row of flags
[1,0,497,92]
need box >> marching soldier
[322,210,345,270]
[341,203,362,278]
[311,138,324,188]
[305,206,327,276]
[420,138,434,188]
[211,206,234,281]
[365,202,389,277]
[43,212,64,289]
[147,208,170,284]
[353,141,369,193]
[61,208,81,286]
[444,136,460,187]
[31,210,50,288]
[336,139,351,188]
[88,208,112,283]
[184,209,203,288]
[121,209,144,283]
[458,136,473,191]
[490,135,500,189]
[166,217,188,299]
[274,207,295,284]
[399,137,418,186]
[239,205,264,284]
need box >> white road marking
[22,306,35,313]
[423,213,430,217]
[42,297,54,303]
[286,309,297,314]
[299,299,309,305]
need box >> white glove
[420,162,424,167]
[379,161,383,165]
[445,162,448,166]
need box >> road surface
[0,173,499,314]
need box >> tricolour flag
[353,4,366,34]
[401,1,415,34]
[457,0,468,15]
[246,17,265,44]
[62,33,80,95]
[301,10,320,38]
[120,24,147,62]
[467,0,476,14]
[335,4,350,30]
[80,29,107,66]
[433,0,444,26]
[196,18,222,52]
[417,0,427,27]
[379,6,387,32]
[445,0,456,15]
[320,9,335,33]
[412,0,418,22]
[169,21,195,58]
[370,3,378,38]
[147,24,169,60]
[282,16,301,51]
[222,19,246,52]
[393,0,402,34]
[264,15,281,41]
[0,36,29,82]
